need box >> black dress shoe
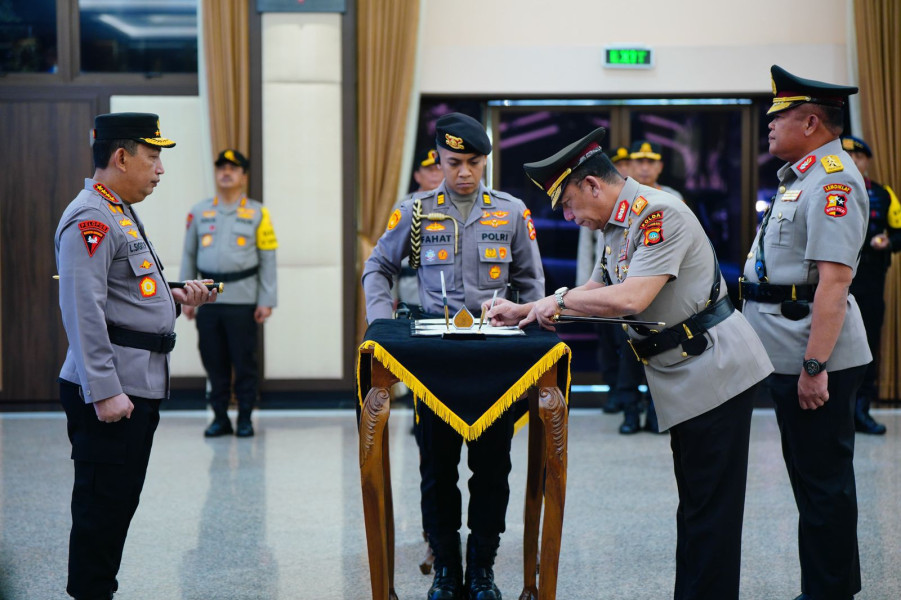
[204,419,233,437]
[236,420,254,437]
[428,565,462,600]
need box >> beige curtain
[356,0,421,341]
[202,0,251,163]
[854,0,901,401]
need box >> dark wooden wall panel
[0,98,97,403]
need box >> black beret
[841,135,872,157]
[93,112,175,148]
[768,65,858,115]
[416,147,439,168]
[215,148,249,170]
[435,113,491,156]
[610,147,631,163]
[629,140,662,161]
[523,127,607,208]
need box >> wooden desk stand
[358,348,568,600]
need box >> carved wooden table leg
[537,372,567,600]
[359,357,398,600]
[519,387,545,600]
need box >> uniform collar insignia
[93,183,121,204]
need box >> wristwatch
[554,286,569,310]
[803,358,827,376]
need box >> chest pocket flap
[766,202,799,248]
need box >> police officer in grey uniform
[180,149,278,438]
[362,113,544,600]
[489,127,773,600]
[740,66,871,600]
[56,113,215,600]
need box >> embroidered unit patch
[78,220,110,257]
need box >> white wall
[261,13,344,379]
[419,0,853,95]
[109,95,212,378]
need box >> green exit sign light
[604,46,654,69]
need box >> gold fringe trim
[358,340,570,441]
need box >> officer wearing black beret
[841,134,901,434]
[363,112,544,600]
[489,127,773,600]
[742,65,870,600]
[56,113,215,599]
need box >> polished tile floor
[0,407,899,599]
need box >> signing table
[356,319,571,600]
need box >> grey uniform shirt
[180,196,278,307]
[363,181,545,321]
[741,138,871,374]
[56,179,178,402]
[591,178,773,430]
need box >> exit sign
[604,46,654,69]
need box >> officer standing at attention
[56,112,215,600]
[180,149,278,438]
[841,135,901,434]
[488,127,773,600]
[740,66,871,600]
[362,112,544,600]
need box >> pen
[440,271,449,330]
[479,289,498,331]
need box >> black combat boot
[854,396,886,435]
[204,402,233,437]
[428,533,463,600]
[465,534,501,600]
[236,407,254,437]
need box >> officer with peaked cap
[487,127,773,600]
[363,112,544,600]
[629,139,685,201]
[740,65,870,600]
[841,134,901,435]
[180,148,278,438]
[55,113,215,599]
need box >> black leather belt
[628,296,734,362]
[108,324,176,353]
[199,266,259,283]
[739,279,816,303]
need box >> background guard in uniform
[56,113,215,600]
[841,134,901,435]
[180,149,278,438]
[740,65,871,600]
[362,112,544,600]
[488,127,773,600]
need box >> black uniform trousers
[669,383,755,600]
[418,405,515,540]
[849,261,888,400]
[767,366,866,600]
[195,304,259,416]
[60,380,161,600]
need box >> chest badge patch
[499,247,508,259]
[825,193,848,218]
[438,249,449,260]
[202,234,213,247]
[797,155,816,173]
[236,236,247,246]
[426,222,446,231]
[78,220,110,257]
[139,260,153,270]
[489,265,501,279]
[202,210,216,218]
[781,190,802,202]
[485,247,497,258]
[126,229,139,239]
[139,276,157,298]
[387,209,402,231]
[479,218,509,228]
